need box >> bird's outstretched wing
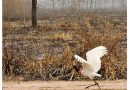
[86,46,107,72]
[74,55,87,63]
[74,55,94,71]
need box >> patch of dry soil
[3,80,126,90]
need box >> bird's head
[73,62,83,76]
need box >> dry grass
[50,33,73,42]
[2,13,127,81]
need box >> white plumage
[74,46,107,79]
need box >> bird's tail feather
[94,73,102,77]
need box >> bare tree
[51,0,55,19]
[77,0,85,21]
[32,0,37,28]
[120,0,127,12]
[111,0,115,13]
[90,0,93,11]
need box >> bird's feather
[86,46,107,72]
[74,55,94,71]
[74,55,88,63]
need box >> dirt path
[3,80,126,90]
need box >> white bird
[73,46,107,90]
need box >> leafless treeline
[3,0,126,21]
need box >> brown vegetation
[2,12,126,81]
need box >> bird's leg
[93,80,101,90]
[85,80,101,90]
[85,83,97,89]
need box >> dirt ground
[3,80,126,90]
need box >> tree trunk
[52,0,55,19]
[32,0,37,28]
[90,0,92,11]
